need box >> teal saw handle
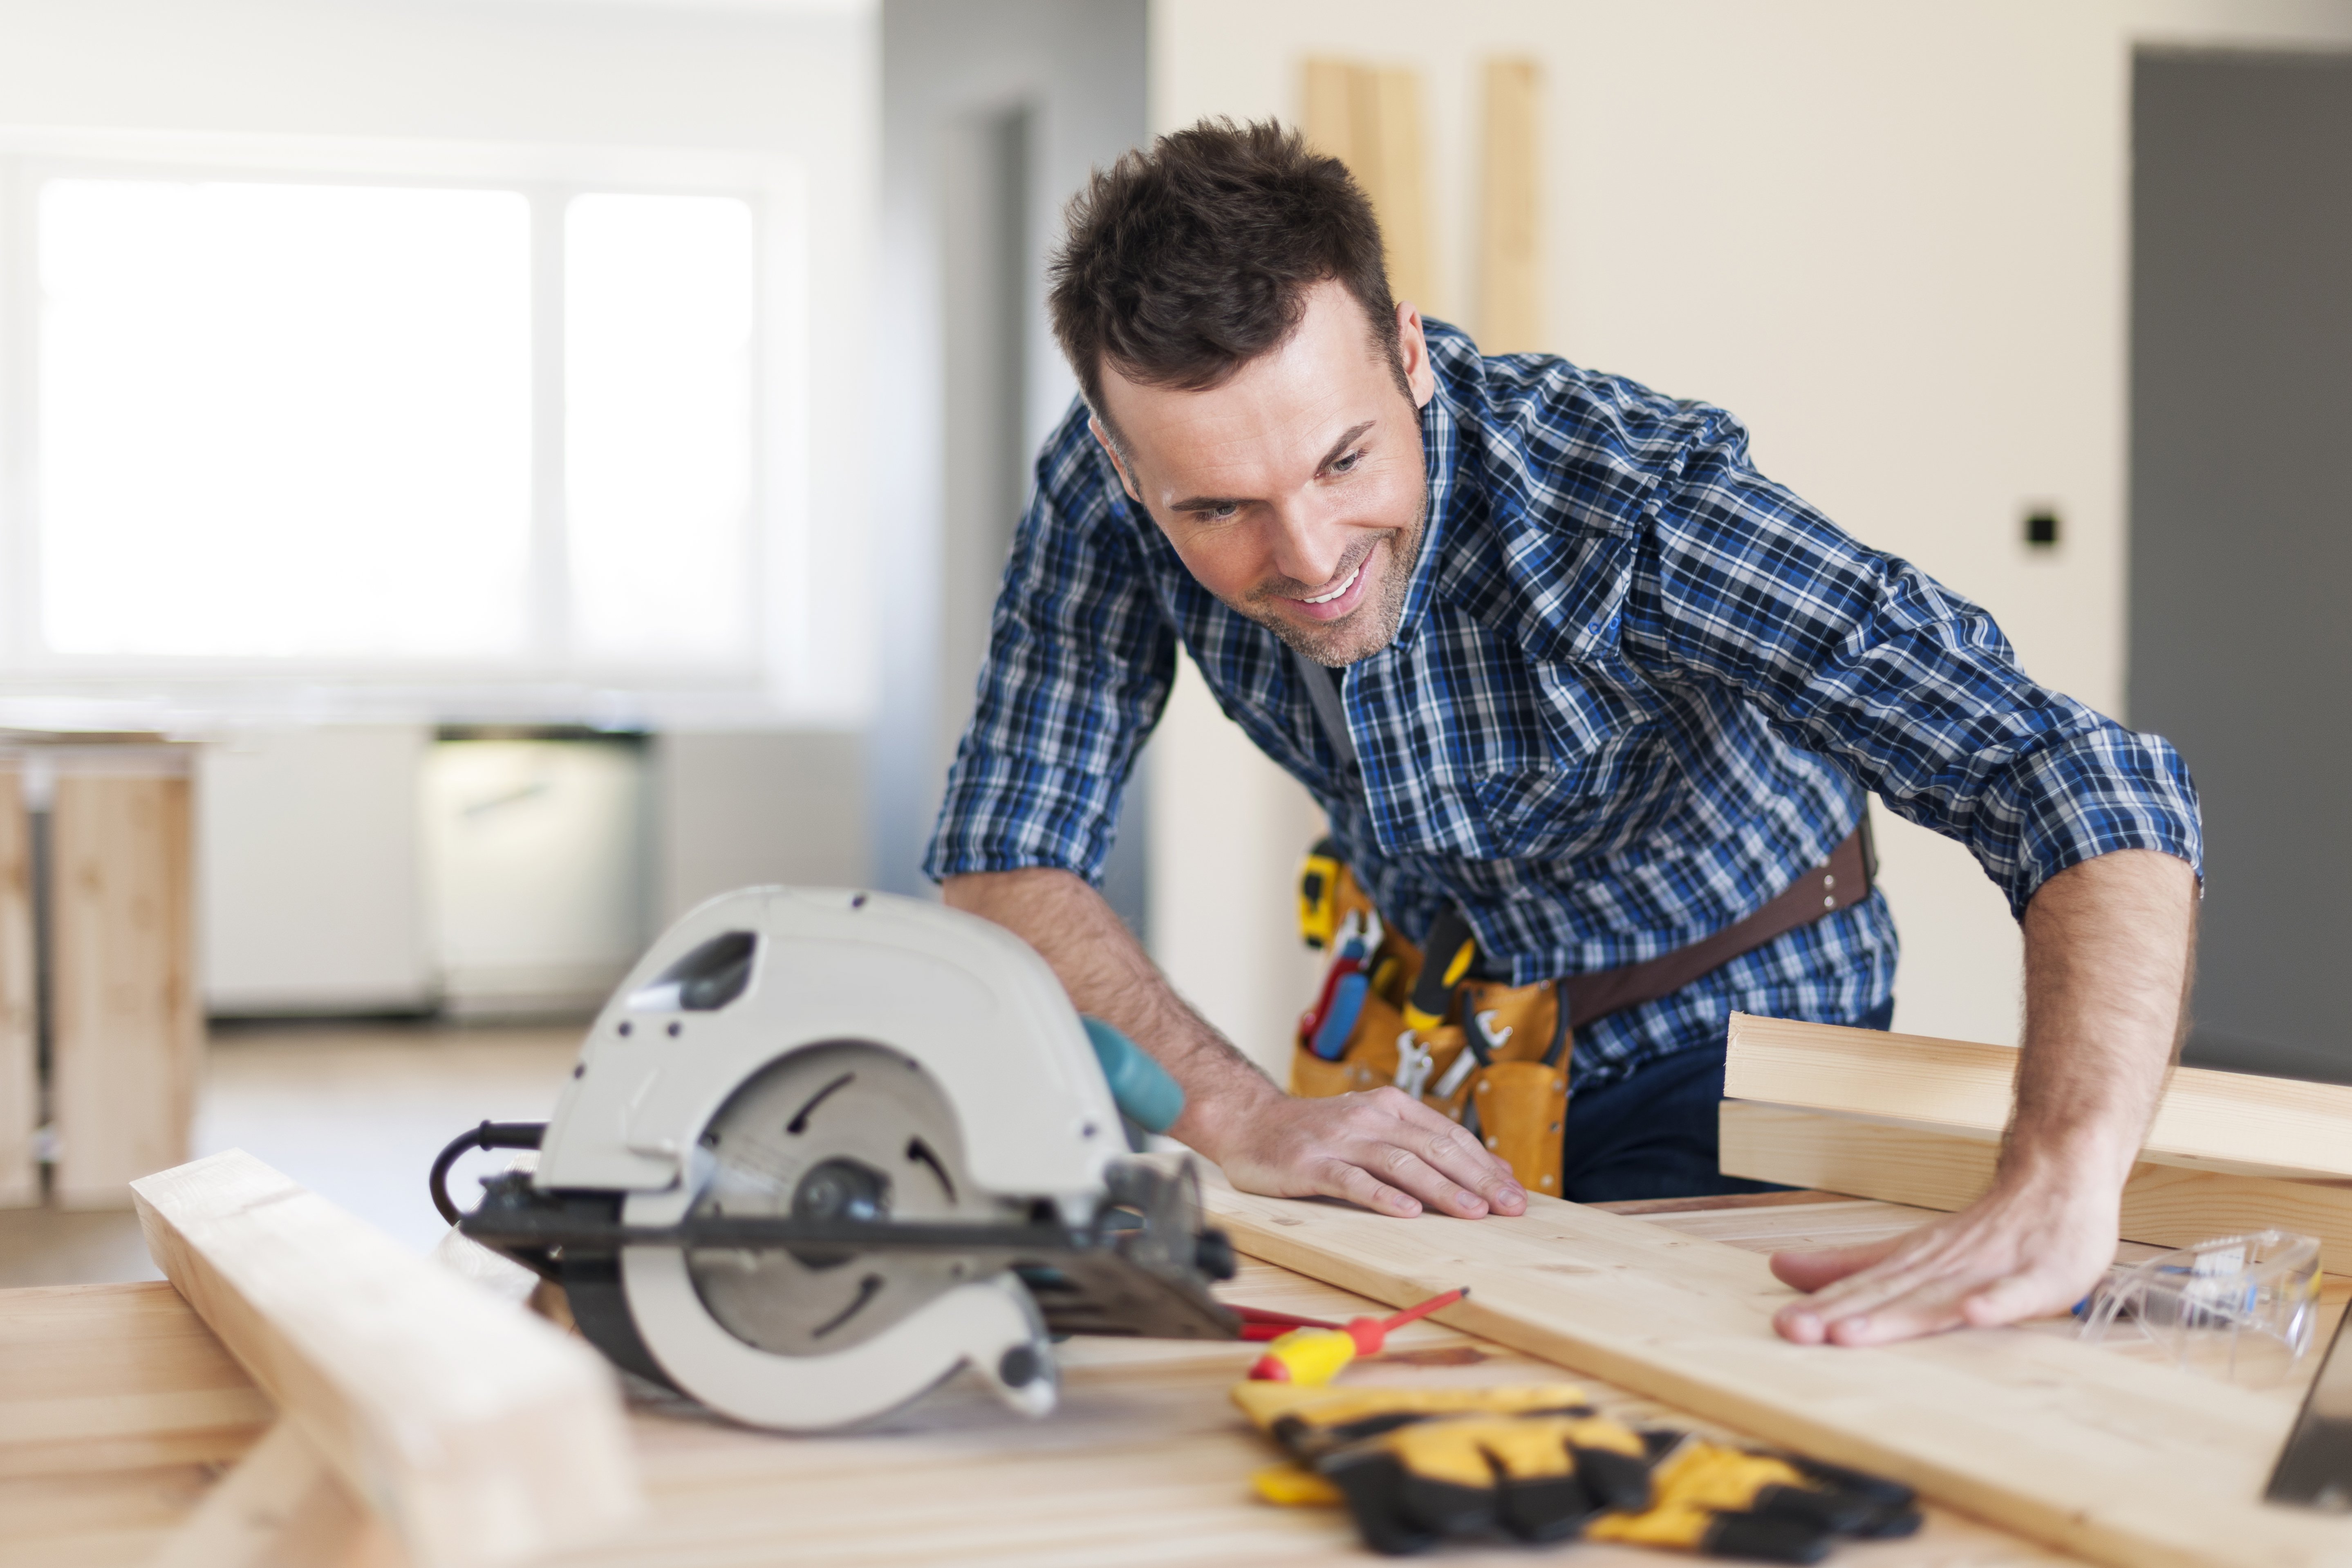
[1080,1016,1185,1136]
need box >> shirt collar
[1386,324,1476,652]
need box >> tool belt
[1290,823,1875,1198]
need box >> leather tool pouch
[1290,869,1573,1195]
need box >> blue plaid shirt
[925,323,2202,1085]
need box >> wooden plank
[1200,1179,2352,1568]
[1299,58,1436,316]
[0,768,34,1207]
[51,770,201,1209]
[1726,1012,2352,1179]
[1477,57,1543,352]
[153,1418,404,1568]
[0,1280,271,1479]
[1720,1100,2352,1272]
[130,1150,638,1568]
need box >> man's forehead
[1100,293,1395,495]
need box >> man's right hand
[942,865,1528,1224]
[1181,1079,1530,1221]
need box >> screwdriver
[1246,1287,1469,1386]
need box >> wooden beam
[0,768,32,1208]
[1300,58,1436,317]
[1720,1100,2352,1273]
[1477,58,1543,352]
[131,1150,638,1568]
[51,767,201,1208]
[1201,1178,2343,1568]
[1726,1012,2352,1179]
[152,1417,403,1568]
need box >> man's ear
[1394,302,1438,410]
[1087,415,1146,505]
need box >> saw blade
[682,1041,1008,1358]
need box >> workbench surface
[5,1190,2324,1567]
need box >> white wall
[1147,0,2352,1058]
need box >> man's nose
[1264,493,1351,589]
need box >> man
[925,121,2200,1348]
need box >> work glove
[1584,1436,1922,1563]
[1317,1411,1658,1554]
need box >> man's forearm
[939,867,1277,1148]
[944,866,1528,1220]
[2005,849,2200,1189]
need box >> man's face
[1089,279,1438,667]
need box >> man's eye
[1197,503,1240,521]
[1331,450,1363,474]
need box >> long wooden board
[1301,57,1436,315]
[1478,57,1543,352]
[1201,1180,2352,1568]
[1726,1012,2352,1179]
[1720,1100,2352,1272]
[51,770,202,1207]
[131,1151,638,1568]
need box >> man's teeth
[1302,562,1363,605]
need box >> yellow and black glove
[1312,1411,1656,1555]
[1586,1436,1921,1563]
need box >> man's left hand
[1768,1164,2120,1345]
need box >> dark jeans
[1560,997,1895,1203]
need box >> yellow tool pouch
[1290,851,1573,1196]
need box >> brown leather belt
[1559,820,1875,1028]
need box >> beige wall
[1147,0,2352,1063]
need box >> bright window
[565,194,756,665]
[29,172,761,675]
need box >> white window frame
[0,128,815,722]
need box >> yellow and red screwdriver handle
[1247,1288,1469,1385]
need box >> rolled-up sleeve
[922,407,1177,885]
[1623,410,2201,915]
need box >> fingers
[1369,1089,1529,1217]
[1378,1091,1529,1215]
[1768,1237,1903,1295]
[1315,1156,1423,1218]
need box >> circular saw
[436,887,1239,1431]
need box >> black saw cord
[430,1120,548,1225]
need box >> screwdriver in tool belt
[1246,1288,1469,1386]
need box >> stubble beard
[1232,486,1429,669]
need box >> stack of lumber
[1718,1012,2352,1272]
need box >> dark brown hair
[1048,118,1401,430]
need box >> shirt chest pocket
[1468,659,1664,860]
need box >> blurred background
[0,0,2346,1281]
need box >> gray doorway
[2132,49,2352,1082]
[869,0,1151,936]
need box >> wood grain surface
[1477,57,1543,352]
[2,1196,2090,1568]
[50,770,200,1209]
[130,1150,639,1568]
[1201,1178,2352,1568]
[0,768,33,1209]
[1720,1100,2352,1272]
[1727,1012,2352,1179]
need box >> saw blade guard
[535,887,1127,1215]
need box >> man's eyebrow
[1165,421,1380,514]
[1315,421,1377,473]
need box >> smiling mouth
[1297,558,1366,605]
